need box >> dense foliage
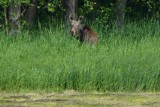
[0,0,159,27]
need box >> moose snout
[70,29,76,36]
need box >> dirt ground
[1,90,160,107]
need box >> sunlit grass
[0,20,160,92]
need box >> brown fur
[80,25,98,44]
[69,16,98,44]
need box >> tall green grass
[0,20,160,92]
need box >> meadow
[0,20,160,92]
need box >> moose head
[69,15,84,37]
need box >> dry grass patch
[1,91,160,107]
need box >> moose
[69,15,98,44]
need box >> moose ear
[69,14,74,22]
[79,16,84,21]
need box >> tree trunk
[9,1,21,34]
[152,0,157,18]
[4,7,9,35]
[64,0,77,28]
[26,0,39,27]
[115,0,127,28]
